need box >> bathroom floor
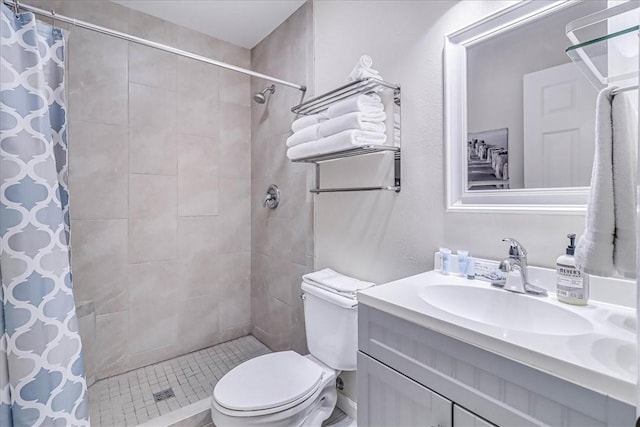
[88,336,271,426]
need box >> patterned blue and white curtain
[1,4,89,426]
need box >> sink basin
[607,313,636,334]
[591,338,637,377]
[418,284,593,335]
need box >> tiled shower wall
[31,0,252,381]
[250,2,315,353]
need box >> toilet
[210,279,359,426]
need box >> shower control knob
[263,184,280,209]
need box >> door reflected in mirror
[465,1,602,191]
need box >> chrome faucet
[495,238,547,296]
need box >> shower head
[253,84,275,104]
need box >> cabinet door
[454,404,496,427]
[358,352,452,427]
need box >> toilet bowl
[211,277,364,426]
[211,351,337,426]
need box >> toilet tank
[301,282,358,371]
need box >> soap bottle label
[556,262,589,303]
[557,264,583,288]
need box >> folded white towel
[291,112,328,133]
[575,88,616,277]
[326,94,383,118]
[612,92,637,278]
[302,268,375,297]
[286,123,320,148]
[318,111,387,137]
[287,112,386,148]
[286,129,387,160]
[347,55,383,82]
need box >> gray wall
[250,2,314,353]
[32,0,252,380]
[313,0,590,289]
[312,0,598,399]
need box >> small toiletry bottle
[466,257,475,279]
[457,250,469,276]
[440,248,451,275]
[556,233,589,305]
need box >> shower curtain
[0,4,89,426]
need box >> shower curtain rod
[4,0,307,92]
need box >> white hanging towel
[302,268,375,298]
[326,94,383,118]
[611,92,637,278]
[575,87,637,278]
[575,88,616,277]
[286,129,387,160]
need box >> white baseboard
[336,391,357,421]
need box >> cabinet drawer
[358,351,452,427]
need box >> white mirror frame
[444,0,588,214]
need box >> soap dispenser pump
[556,233,589,305]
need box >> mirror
[445,1,609,211]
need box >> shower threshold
[88,336,270,426]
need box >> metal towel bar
[291,78,400,116]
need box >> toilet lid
[213,351,324,413]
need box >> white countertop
[358,270,637,405]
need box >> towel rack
[291,78,400,116]
[290,78,402,194]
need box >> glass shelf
[565,1,639,90]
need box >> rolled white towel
[347,55,383,82]
[318,111,387,137]
[286,123,320,148]
[302,268,375,297]
[291,112,328,133]
[287,129,387,160]
[357,55,373,69]
[349,68,380,81]
[326,94,383,118]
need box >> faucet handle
[502,238,527,258]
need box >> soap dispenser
[556,233,589,305]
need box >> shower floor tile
[88,335,271,426]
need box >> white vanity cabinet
[357,304,634,427]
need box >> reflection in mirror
[467,128,509,190]
[465,1,603,191]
